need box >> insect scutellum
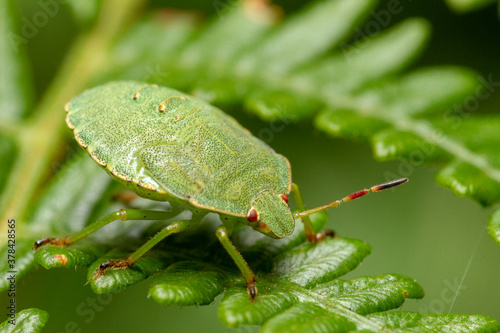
[34,81,408,301]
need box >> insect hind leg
[96,217,202,277]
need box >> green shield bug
[34,81,407,299]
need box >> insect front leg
[33,208,182,250]
[215,225,257,300]
[97,214,203,277]
[291,183,335,243]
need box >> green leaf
[0,308,49,333]
[219,282,300,327]
[34,243,107,269]
[301,18,430,102]
[271,238,371,287]
[65,0,104,26]
[97,13,198,88]
[372,129,447,163]
[149,261,233,306]
[0,240,35,292]
[316,109,389,141]
[371,114,500,206]
[367,311,500,332]
[443,0,497,13]
[0,134,17,194]
[0,153,112,291]
[488,207,500,246]
[179,1,278,69]
[88,248,179,294]
[313,274,425,315]
[261,302,356,333]
[28,153,112,236]
[233,0,376,75]
[436,160,500,206]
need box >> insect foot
[247,277,258,301]
[96,259,133,278]
[248,284,257,301]
[33,237,70,251]
[312,229,336,243]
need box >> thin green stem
[0,0,146,240]
[291,183,316,242]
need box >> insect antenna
[294,178,408,219]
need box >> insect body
[34,81,407,299]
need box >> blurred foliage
[0,308,48,333]
[443,0,498,13]
[1,0,500,331]
[0,0,33,121]
[96,0,500,240]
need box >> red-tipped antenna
[294,178,408,220]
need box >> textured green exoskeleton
[34,81,407,299]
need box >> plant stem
[0,0,146,240]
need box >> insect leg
[97,215,203,276]
[33,208,181,250]
[215,225,257,300]
[125,216,202,264]
[291,183,334,243]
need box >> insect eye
[247,208,258,222]
[280,194,289,204]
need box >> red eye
[247,208,258,222]
[280,194,289,204]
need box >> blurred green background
[3,0,500,332]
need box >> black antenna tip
[372,178,408,191]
